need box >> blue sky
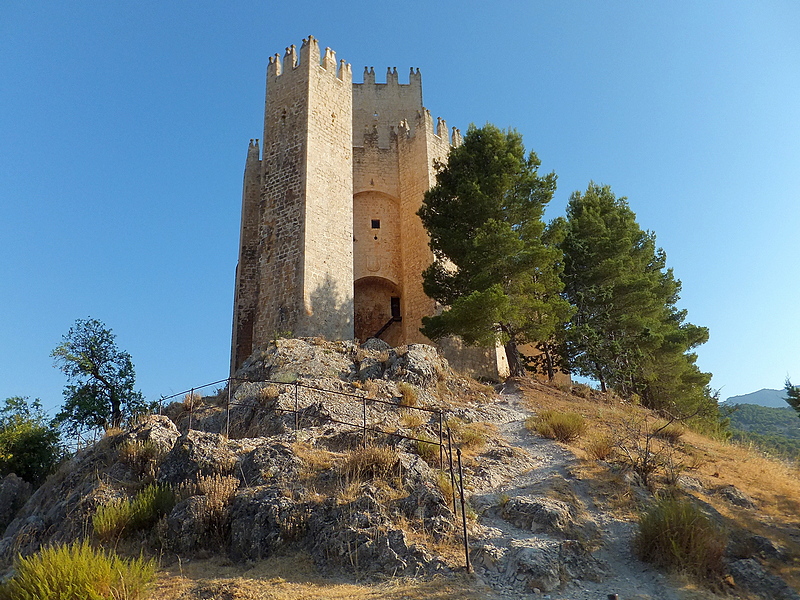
[1,1,798,415]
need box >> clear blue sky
[1,1,798,415]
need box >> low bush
[527,411,587,443]
[635,495,726,584]
[93,483,174,541]
[0,539,156,600]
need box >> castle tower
[231,36,354,373]
[231,38,511,379]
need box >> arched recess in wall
[354,276,402,346]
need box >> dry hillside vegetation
[515,378,800,594]
[0,338,798,599]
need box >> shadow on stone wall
[305,274,354,339]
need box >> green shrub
[527,410,587,443]
[0,539,156,600]
[93,483,174,541]
[635,496,726,583]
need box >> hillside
[0,338,798,600]
[724,389,788,408]
[726,403,800,460]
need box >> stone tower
[231,36,503,377]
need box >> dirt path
[465,386,682,600]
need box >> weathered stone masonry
[231,36,508,378]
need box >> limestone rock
[729,558,800,600]
[0,474,31,533]
[717,484,757,509]
[501,496,575,535]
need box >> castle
[230,36,508,377]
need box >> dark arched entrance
[354,276,402,346]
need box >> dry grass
[151,553,494,600]
[398,382,419,407]
[338,446,399,483]
[399,409,425,429]
[526,410,587,443]
[258,384,281,405]
[446,418,495,456]
[652,421,685,444]
[635,495,727,585]
[414,435,441,466]
[197,474,238,511]
[292,442,336,474]
[584,435,615,460]
[183,392,202,410]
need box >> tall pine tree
[560,184,713,416]
[418,125,571,375]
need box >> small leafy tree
[52,318,148,433]
[0,397,62,485]
[417,124,571,375]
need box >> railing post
[446,428,458,524]
[294,381,299,430]
[188,388,194,431]
[438,410,444,467]
[362,395,367,449]
[225,378,231,439]
[457,447,471,573]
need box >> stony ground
[464,384,682,600]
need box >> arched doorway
[354,276,402,346]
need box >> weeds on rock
[197,474,239,513]
[338,446,399,483]
[0,539,156,600]
[414,436,441,466]
[527,410,587,443]
[93,483,175,542]
[399,409,425,429]
[635,495,726,585]
[398,382,419,407]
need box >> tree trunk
[542,343,555,381]
[503,328,525,377]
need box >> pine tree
[561,184,713,416]
[417,125,570,375]
[785,379,800,417]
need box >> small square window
[371,219,381,229]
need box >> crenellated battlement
[355,111,460,148]
[267,35,352,81]
[355,66,422,88]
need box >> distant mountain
[723,388,788,408]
